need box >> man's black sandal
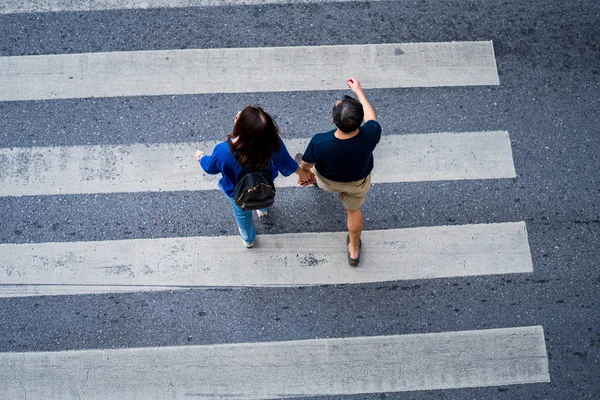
[347,235,361,267]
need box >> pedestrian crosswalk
[0,1,550,398]
[0,222,532,297]
[0,42,498,101]
[0,326,549,399]
[0,130,515,197]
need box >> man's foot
[256,209,268,218]
[347,235,361,267]
[243,239,254,248]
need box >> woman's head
[229,105,281,170]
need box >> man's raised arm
[347,77,376,122]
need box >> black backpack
[229,141,276,210]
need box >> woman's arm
[195,146,222,175]
[272,140,315,185]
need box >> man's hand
[347,77,363,95]
[195,150,205,162]
[346,77,376,122]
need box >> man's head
[332,95,364,133]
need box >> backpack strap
[227,138,247,173]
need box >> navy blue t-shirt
[302,120,381,182]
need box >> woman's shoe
[256,209,268,218]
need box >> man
[297,78,381,266]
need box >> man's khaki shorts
[313,168,372,211]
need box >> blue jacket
[200,139,299,197]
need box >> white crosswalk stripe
[0,1,549,398]
[0,0,387,14]
[0,130,515,197]
[0,42,499,101]
[0,222,532,297]
[0,326,549,399]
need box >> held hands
[197,148,315,185]
[297,168,316,187]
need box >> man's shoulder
[361,120,381,133]
[309,129,336,146]
[360,120,382,143]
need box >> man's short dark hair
[332,95,364,133]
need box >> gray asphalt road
[0,0,598,398]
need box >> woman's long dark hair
[228,105,282,170]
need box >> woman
[196,105,314,248]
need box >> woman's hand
[195,150,205,162]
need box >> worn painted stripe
[0,222,532,297]
[0,326,550,399]
[0,42,499,101]
[1,0,384,14]
[0,285,186,297]
[0,130,515,197]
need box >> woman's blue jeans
[225,195,267,245]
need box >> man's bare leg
[347,208,363,259]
